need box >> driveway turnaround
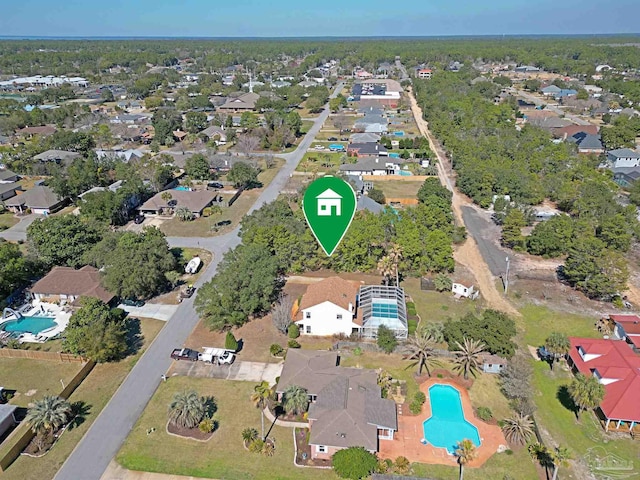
[168,359,283,385]
[54,82,344,480]
[0,213,42,242]
[118,303,179,322]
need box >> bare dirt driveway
[407,86,519,317]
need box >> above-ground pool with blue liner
[423,384,481,454]
[389,153,400,158]
[393,131,405,136]
[1,316,57,334]
[398,170,412,176]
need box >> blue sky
[0,0,638,37]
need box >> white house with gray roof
[607,149,640,169]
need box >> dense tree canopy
[63,297,128,362]
[84,227,177,299]
[444,310,517,358]
[27,215,105,268]
[195,243,281,330]
[0,240,39,303]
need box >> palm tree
[455,438,477,480]
[377,244,402,286]
[568,373,605,420]
[452,337,486,380]
[168,390,205,429]
[501,413,535,446]
[251,381,272,439]
[161,191,172,203]
[282,385,309,416]
[551,446,572,480]
[241,427,259,446]
[26,395,72,440]
[405,330,441,376]
[175,206,195,221]
[545,332,570,370]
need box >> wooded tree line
[1,37,639,78]
[414,72,638,300]
[195,179,458,330]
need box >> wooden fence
[0,360,95,471]
[0,349,87,363]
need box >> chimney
[348,302,353,312]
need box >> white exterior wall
[295,301,359,336]
[31,207,51,215]
[613,158,640,169]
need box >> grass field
[0,211,19,229]
[296,151,345,174]
[519,304,599,347]
[0,359,82,407]
[402,278,483,327]
[1,318,165,480]
[375,180,423,199]
[117,377,338,480]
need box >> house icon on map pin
[316,188,342,216]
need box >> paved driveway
[168,359,282,385]
[0,213,42,242]
[118,303,179,321]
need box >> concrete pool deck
[379,378,506,468]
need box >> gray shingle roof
[357,195,384,214]
[4,185,62,209]
[608,148,640,159]
[0,169,18,181]
[32,150,81,163]
[348,143,388,155]
[350,133,381,144]
[570,133,603,150]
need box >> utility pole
[504,257,510,295]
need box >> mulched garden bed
[23,430,57,457]
[294,428,332,468]
[167,422,214,441]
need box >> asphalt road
[460,205,510,277]
[54,82,344,480]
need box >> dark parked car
[327,136,338,141]
[171,348,199,361]
[340,137,349,141]
[134,214,145,224]
[122,298,145,307]
[208,182,224,189]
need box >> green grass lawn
[1,318,165,480]
[519,304,599,347]
[0,359,82,407]
[117,377,337,480]
[0,211,19,229]
[402,278,482,327]
[375,180,424,199]
[296,151,345,174]
[412,449,538,480]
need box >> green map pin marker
[302,175,357,256]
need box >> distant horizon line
[0,33,639,41]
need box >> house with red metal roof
[567,337,640,435]
[610,314,640,351]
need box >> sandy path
[407,87,520,317]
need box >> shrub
[225,331,238,351]
[333,446,378,479]
[353,347,363,356]
[377,325,397,354]
[393,456,411,474]
[414,391,426,405]
[270,344,284,356]
[406,302,417,316]
[249,438,264,453]
[288,323,300,339]
[409,400,422,414]
[477,406,493,421]
[505,449,514,455]
[288,339,301,349]
[199,417,215,433]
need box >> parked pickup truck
[170,348,199,361]
[198,347,236,365]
